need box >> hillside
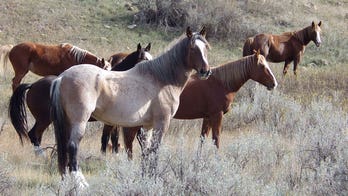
[0,0,347,195]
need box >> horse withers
[8,43,152,156]
[110,50,278,159]
[2,42,111,90]
[50,26,211,187]
[243,21,322,75]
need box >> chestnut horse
[105,51,278,159]
[50,27,211,186]
[2,42,111,90]
[243,21,322,75]
[8,43,153,155]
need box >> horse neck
[68,45,88,64]
[213,56,253,92]
[137,37,191,88]
[112,52,138,71]
[294,26,312,46]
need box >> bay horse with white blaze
[50,27,211,186]
[8,43,152,155]
[243,21,322,75]
[109,43,152,69]
[2,42,111,90]
[106,51,278,159]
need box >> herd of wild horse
[1,22,322,185]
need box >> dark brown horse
[109,43,152,69]
[105,51,278,159]
[243,21,322,75]
[8,43,152,155]
[2,42,111,90]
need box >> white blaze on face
[144,52,153,60]
[316,31,321,45]
[195,39,208,66]
[264,61,278,88]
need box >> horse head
[137,43,153,62]
[97,58,111,70]
[186,26,212,80]
[311,21,322,47]
[251,50,277,90]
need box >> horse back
[243,34,272,57]
[109,53,128,68]
[10,42,76,74]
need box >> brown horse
[106,51,278,159]
[50,27,211,186]
[243,21,322,75]
[109,43,152,69]
[2,42,111,90]
[8,43,152,155]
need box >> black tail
[8,83,31,144]
[50,77,68,175]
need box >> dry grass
[0,0,347,195]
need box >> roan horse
[104,51,278,159]
[2,42,111,90]
[50,27,211,186]
[8,43,153,155]
[243,21,322,75]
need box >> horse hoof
[72,171,89,189]
[34,146,46,157]
[59,171,89,195]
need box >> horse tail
[50,77,68,175]
[8,83,31,145]
[242,37,254,57]
[0,44,13,74]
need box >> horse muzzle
[315,39,321,47]
[198,69,212,80]
[267,83,277,90]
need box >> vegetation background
[0,0,347,195]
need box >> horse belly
[268,43,291,62]
[94,77,156,127]
[94,98,153,127]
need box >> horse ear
[137,43,141,51]
[200,26,207,37]
[145,43,151,51]
[101,58,105,66]
[318,21,322,27]
[186,27,193,38]
[312,21,315,28]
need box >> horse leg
[282,60,292,75]
[200,118,211,145]
[12,73,27,91]
[141,119,169,177]
[28,121,50,156]
[211,112,223,148]
[68,123,89,188]
[101,124,113,153]
[123,126,141,160]
[293,54,301,75]
[110,126,119,153]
